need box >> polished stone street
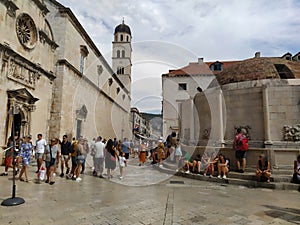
[0,158,299,225]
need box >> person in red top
[233,128,248,173]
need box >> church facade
[0,0,132,147]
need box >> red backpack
[236,134,248,151]
[238,134,249,151]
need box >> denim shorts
[36,153,44,159]
[46,158,56,168]
[235,150,247,159]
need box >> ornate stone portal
[6,89,39,139]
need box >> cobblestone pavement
[0,157,299,225]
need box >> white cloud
[58,0,300,113]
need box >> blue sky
[58,0,300,114]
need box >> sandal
[19,178,25,182]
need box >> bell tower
[112,19,132,94]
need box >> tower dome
[114,19,131,36]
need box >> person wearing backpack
[233,128,248,173]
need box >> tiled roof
[217,57,300,85]
[162,60,239,77]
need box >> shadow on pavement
[262,205,300,224]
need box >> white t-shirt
[94,141,105,158]
[35,139,47,154]
[119,156,126,167]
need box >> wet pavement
[0,156,299,225]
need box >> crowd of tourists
[0,132,159,184]
[1,129,300,188]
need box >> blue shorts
[46,158,56,168]
[235,150,247,159]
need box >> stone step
[162,161,179,170]
[155,165,300,191]
[176,172,300,191]
[271,169,293,175]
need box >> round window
[16,14,37,49]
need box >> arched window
[120,34,123,41]
[122,50,125,58]
[117,50,120,58]
[117,67,124,74]
[126,36,129,42]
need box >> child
[119,152,127,179]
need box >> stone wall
[268,85,300,142]
[45,1,132,140]
[194,79,300,148]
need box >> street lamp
[1,105,25,206]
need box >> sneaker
[99,175,104,178]
[209,174,213,178]
[223,175,227,179]
[49,181,55,185]
[119,176,123,179]
[0,172,8,176]
[203,173,207,177]
[76,177,82,181]
[66,168,70,174]
[217,175,221,179]
[59,173,64,178]
[159,165,163,168]
[185,171,190,174]
[72,176,76,181]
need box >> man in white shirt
[35,133,47,173]
[94,136,105,178]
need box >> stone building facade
[130,107,151,140]
[193,52,300,148]
[162,58,237,141]
[0,0,132,148]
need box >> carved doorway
[12,113,21,138]
[6,88,39,141]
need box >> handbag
[38,164,46,181]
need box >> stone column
[262,86,272,145]
[6,98,15,140]
[262,86,274,169]
[189,98,194,145]
[219,89,225,147]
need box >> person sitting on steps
[256,154,271,183]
